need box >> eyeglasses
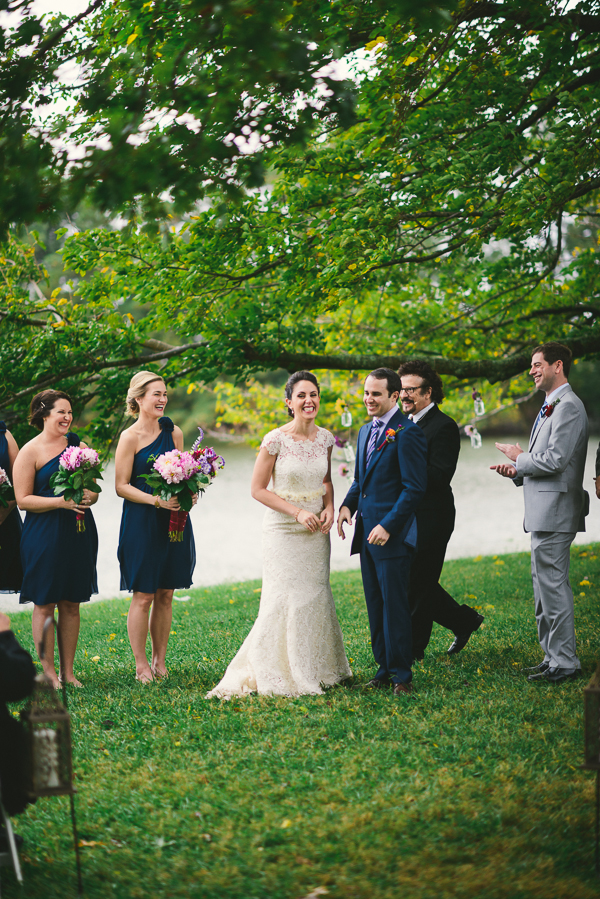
[399,386,422,395]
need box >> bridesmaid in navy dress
[13,391,99,688]
[116,371,196,683]
[0,422,23,592]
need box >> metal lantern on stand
[20,619,83,894]
[583,662,600,877]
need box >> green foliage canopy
[0,0,448,229]
[3,0,600,445]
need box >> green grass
[3,546,600,899]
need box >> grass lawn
[3,546,600,899]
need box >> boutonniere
[377,425,405,450]
[543,398,561,417]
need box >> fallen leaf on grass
[79,840,104,848]
[299,889,329,899]
[155,837,176,849]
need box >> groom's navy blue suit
[342,408,427,684]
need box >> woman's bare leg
[32,603,59,688]
[56,601,82,686]
[149,589,174,677]
[127,592,154,682]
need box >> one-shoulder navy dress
[0,422,23,592]
[19,433,98,606]
[118,417,195,593]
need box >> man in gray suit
[491,342,589,684]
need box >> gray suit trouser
[530,531,581,670]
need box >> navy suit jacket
[341,409,428,559]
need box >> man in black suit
[397,361,483,661]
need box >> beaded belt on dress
[273,488,325,504]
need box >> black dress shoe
[527,667,582,684]
[521,661,550,674]
[393,682,413,696]
[365,678,390,689]
[447,614,484,655]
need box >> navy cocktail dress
[19,433,98,606]
[118,416,195,593]
[0,422,23,592]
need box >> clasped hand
[297,507,333,534]
[490,441,523,479]
[155,494,199,511]
[63,488,97,513]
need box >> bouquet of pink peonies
[0,467,15,508]
[142,428,225,542]
[49,446,104,532]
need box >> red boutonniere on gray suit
[543,398,561,417]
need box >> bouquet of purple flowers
[141,428,224,542]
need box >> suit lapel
[528,386,572,451]
[363,408,404,485]
[356,425,368,482]
[528,414,547,451]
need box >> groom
[337,369,427,695]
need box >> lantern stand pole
[40,618,83,897]
[596,769,599,878]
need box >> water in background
[3,435,599,609]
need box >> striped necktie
[366,418,380,465]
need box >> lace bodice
[261,427,335,506]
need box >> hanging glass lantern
[464,425,482,449]
[472,389,485,417]
[341,406,352,428]
[344,444,356,463]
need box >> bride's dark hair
[284,371,320,418]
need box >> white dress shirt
[409,402,435,424]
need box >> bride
[207,371,351,698]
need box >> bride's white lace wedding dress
[206,427,352,698]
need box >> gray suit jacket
[514,384,589,533]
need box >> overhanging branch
[272,332,600,382]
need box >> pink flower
[338,462,351,478]
[0,467,8,487]
[59,446,100,472]
[153,449,201,484]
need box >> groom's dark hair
[367,368,402,396]
[532,342,572,377]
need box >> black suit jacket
[413,405,460,525]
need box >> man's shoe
[393,682,413,696]
[447,614,484,655]
[365,678,390,690]
[527,667,582,684]
[521,660,550,674]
